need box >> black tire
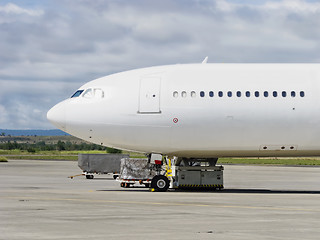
[86,175,94,179]
[151,175,170,192]
[113,175,118,180]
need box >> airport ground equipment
[118,158,157,188]
[166,157,224,190]
[174,158,224,190]
[78,154,129,179]
[118,155,224,191]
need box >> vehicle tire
[151,175,169,192]
[86,175,94,179]
[113,175,119,179]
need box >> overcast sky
[1,0,320,129]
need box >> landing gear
[151,175,170,192]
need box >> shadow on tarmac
[96,188,320,194]
[85,178,115,180]
[223,189,320,194]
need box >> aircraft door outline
[138,77,161,113]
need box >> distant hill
[0,129,69,136]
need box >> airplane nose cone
[47,102,66,131]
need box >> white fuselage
[47,63,320,158]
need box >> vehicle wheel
[120,182,125,188]
[151,175,169,192]
[86,175,94,179]
[113,175,119,179]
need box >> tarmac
[1,160,320,240]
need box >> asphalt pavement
[1,160,320,240]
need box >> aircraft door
[138,77,161,113]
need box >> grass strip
[2,149,320,166]
[0,156,8,162]
[0,150,108,155]
[6,155,77,161]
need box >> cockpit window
[83,88,93,98]
[71,90,84,98]
[82,88,104,99]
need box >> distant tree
[5,141,14,150]
[27,148,36,153]
[37,141,46,147]
[36,141,46,151]
[65,141,72,151]
[0,137,114,152]
[12,141,19,149]
[106,147,122,154]
[0,132,5,136]
[57,140,65,151]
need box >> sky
[0,0,320,129]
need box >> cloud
[0,79,80,129]
[0,104,9,126]
[0,3,43,16]
[263,0,320,13]
[0,0,320,129]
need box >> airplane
[47,59,320,191]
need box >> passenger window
[236,91,241,97]
[282,91,287,97]
[300,91,305,97]
[200,91,205,97]
[255,91,259,97]
[181,91,187,98]
[264,91,268,97]
[218,91,223,97]
[245,91,250,97]
[227,91,232,97]
[173,91,178,98]
[291,91,296,97]
[209,91,214,97]
[273,91,277,97]
[83,89,93,98]
[71,90,84,98]
[191,91,196,98]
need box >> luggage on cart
[118,158,157,188]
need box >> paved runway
[1,160,320,240]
